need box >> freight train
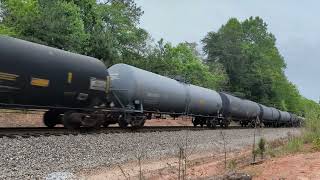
[0,36,304,129]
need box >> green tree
[95,0,148,65]
[1,0,39,36]
[203,18,245,92]
[145,40,227,89]
[36,0,88,52]
[1,0,88,53]
[0,0,148,65]
[0,24,16,36]
[202,16,303,113]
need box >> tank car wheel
[84,113,104,129]
[130,114,146,129]
[249,120,257,128]
[241,121,248,127]
[103,123,110,127]
[43,110,60,128]
[192,118,199,127]
[212,123,216,128]
[206,120,216,129]
[221,118,230,128]
[117,114,129,128]
[192,120,196,127]
[131,120,145,129]
[170,114,180,119]
[272,123,277,128]
[63,112,81,129]
[211,123,217,129]
[220,121,229,128]
[118,120,128,128]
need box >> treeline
[0,0,227,89]
[202,17,306,115]
[0,0,318,115]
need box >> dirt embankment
[0,111,44,127]
[243,150,320,179]
[79,149,248,180]
[80,141,320,180]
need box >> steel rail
[0,126,254,138]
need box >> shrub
[227,159,237,171]
[258,138,266,158]
[253,138,266,160]
[312,137,320,150]
[285,137,303,153]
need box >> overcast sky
[135,0,319,102]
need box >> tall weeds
[303,109,320,143]
[285,108,320,152]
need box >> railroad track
[0,126,254,138]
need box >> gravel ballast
[0,128,300,179]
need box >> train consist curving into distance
[0,36,303,129]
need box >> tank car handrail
[142,110,218,118]
[109,88,129,91]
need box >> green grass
[302,109,320,148]
[312,137,320,150]
[284,137,303,153]
[267,109,320,156]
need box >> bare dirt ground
[243,149,320,179]
[79,143,320,180]
[0,111,44,127]
[78,148,248,180]
[145,117,193,126]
